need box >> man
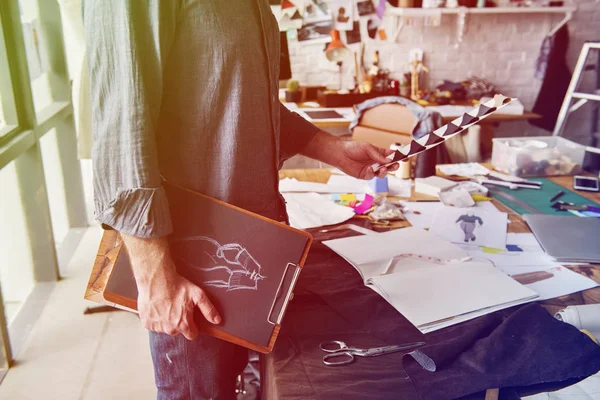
[83,1,397,399]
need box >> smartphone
[573,175,600,192]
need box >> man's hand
[300,131,399,179]
[121,234,221,341]
[336,140,399,179]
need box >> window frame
[0,0,87,379]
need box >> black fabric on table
[263,238,600,400]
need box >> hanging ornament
[376,0,386,19]
[455,8,467,49]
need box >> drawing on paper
[171,236,265,292]
[430,207,508,249]
[456,214,484,242]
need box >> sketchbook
[85,182,312,354]
[323,227,538,333]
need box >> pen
[549,190,565,203]
[558,204,600,213]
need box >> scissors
[320,340,426,366]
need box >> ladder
[552,42,600,147]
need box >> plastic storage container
[492,136,585,178]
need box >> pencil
[549,190,565,203]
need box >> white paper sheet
[282,192,355,229]
[429,207,508,249]
[437,163,490,177]
[388,176,412,197]
[458,233,558,268]
[499,265,599,301]
[506,232,544,248]
[417,297,536,333]
[326,175,371,193]
[464,249,558,268]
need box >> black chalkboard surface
[101,181,312,353]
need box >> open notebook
[323,228,538,333]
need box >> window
[0,0,86,376]
[18,0,65,118]
[0,17,17,138]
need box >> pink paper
[352,194,374,214]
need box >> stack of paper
[323,227,538,333]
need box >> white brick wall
[287,0,600,145]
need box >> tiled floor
[0,226,157,400]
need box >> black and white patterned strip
[370,95,515,171]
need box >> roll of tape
[398,160,412,179]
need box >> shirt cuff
[95,186,173,238]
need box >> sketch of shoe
[170,236,265,292]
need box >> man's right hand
[121,233,222,341]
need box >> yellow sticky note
[481,246,505,254]
[340,193,356,202]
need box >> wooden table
[279,168,600,314]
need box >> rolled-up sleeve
[83,0,177,238]
[279,103,320,163]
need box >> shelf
[387,5,575,44]
[387,6,576,16]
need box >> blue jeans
[149,331,248,400]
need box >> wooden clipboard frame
[85,185,313,354]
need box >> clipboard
[85,181,312,354]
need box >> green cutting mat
[489,178,598,216]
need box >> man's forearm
[297,130,396,180]
[121,233,174,287]
[299,130,344,165]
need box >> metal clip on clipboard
[267,263,302,325]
